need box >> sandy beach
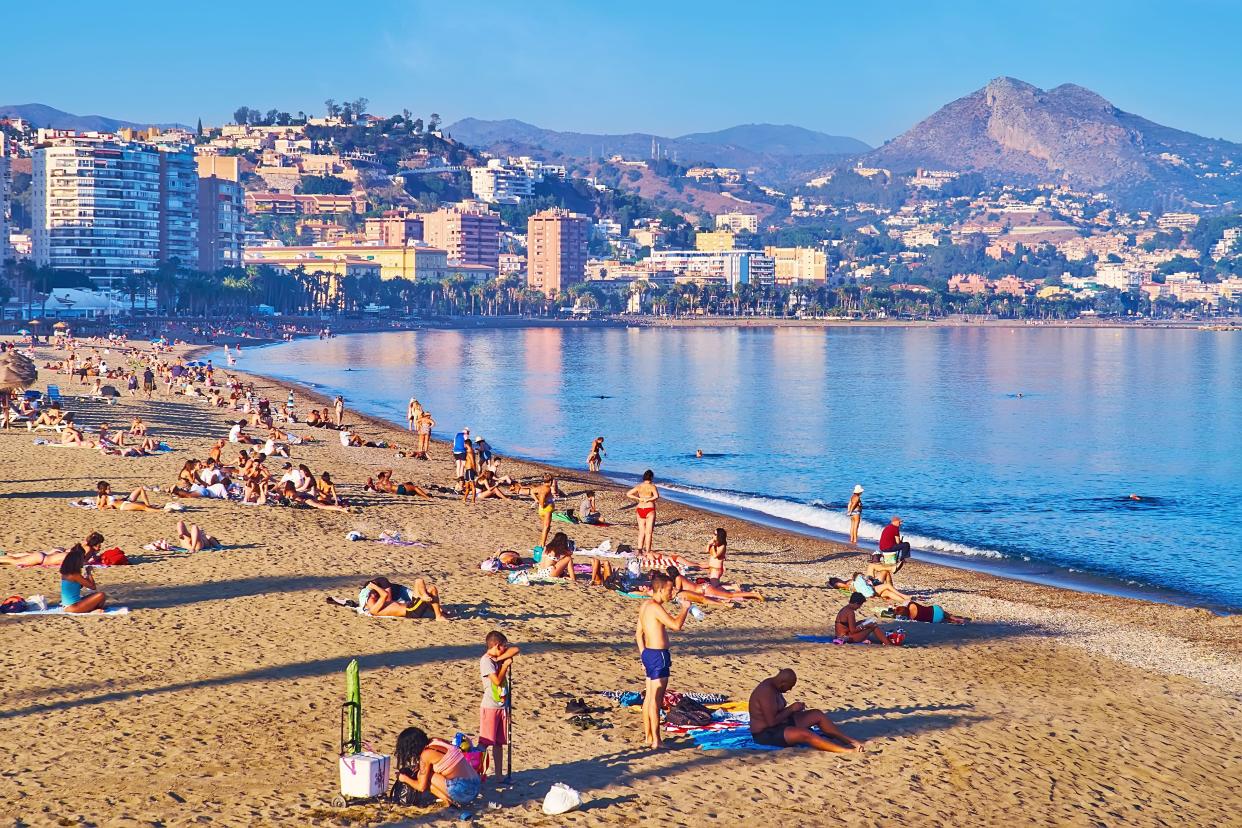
[1,338,1239,828]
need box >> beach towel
[67,498,98,509]
[689,728,783,752]
[3,606,131,617]
[795,634,844,644]
[376,532,430,548]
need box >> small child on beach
[480,630,519,782]
[636,572,690,749]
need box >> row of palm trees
[5,262,1233,321]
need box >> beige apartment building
[695,230,737,251]
[764,246,828,284]
[422,203,501,268]
[527,209,588,297]
[365,212,424,246]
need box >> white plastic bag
[542,782,582,815]
[26,594,48,611]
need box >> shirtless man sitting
[749,669,864,753]
[834,592,890,645]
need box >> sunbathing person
[834,592,890,644]
[749,669,863,753]
[29,407,65,430]
[540,532,580,581]
[1,532,104,568]
[129,417,148,437]
[315,472,344,507]
[96,481,161,512]
[176,519,221,552]
[392,726,479,806]
[360,576,447,620]
[59,416,98,447]
[476,469,510,500]
[59,544,108,613]
[829,572,912,605]
[892,600,969,624]
[667,566,764,603]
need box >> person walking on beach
[636,572,689,750]
[532,475,555,549]
[407,398,422,432]
[749,670,864,753]
[846,485,864,545]
[480,630,519,783]
[587,436,605,473]
[452,427,470,487]
[626,470,660,553]
[333,395,345,428]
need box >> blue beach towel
[690,729,783,751]
[794,634,841,643]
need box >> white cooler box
[339,751,391,799]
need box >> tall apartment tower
[0,139,9,279]
[159,147,199,269]
[196,155,245,272]
[422,202,501,268]
[33,134,163,288]
[527,209,588,297]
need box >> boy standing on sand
[636,573,690,749]
[480,631,519,782]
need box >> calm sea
[226,325,1242,611]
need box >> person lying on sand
[365,470,431,498]
[1,531,104,568]
[96,481,161,512]
[749,669,864,753]
[277,480,352,512]
[359,576,447,620]
[891,600,969,624]
[28,406,65,430]
[829,572,912,605]
[176,520,220,553]
[834,592,890,645]
[666,566,764,603]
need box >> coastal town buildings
[715,212,759,233]
[695,230,736,251]
[195,155,244,272]
[32,133,166,287]
[365,211,424,246]
[0,139,9,278]
[647,250,775,290]
[422,202,501,268]
[158,147,199,269]
[244,243,452,282]
[469,156,566,204]
[764,246,828,284]
[527,208,588,297]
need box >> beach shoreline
[1,336,1238,827]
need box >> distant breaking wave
[660,483,1006,560]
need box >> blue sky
[3,0,1240,145]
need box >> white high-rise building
[0,139,9,279]
[33,133,198,288]
[647,250,775,290]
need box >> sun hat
[853,484,864,494]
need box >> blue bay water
[230,326,1242,610]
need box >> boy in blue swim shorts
[636,573,690,749]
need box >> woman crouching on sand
[59,545,107,613]
[392,727,479,807]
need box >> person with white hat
[846,484,864,544]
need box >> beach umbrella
[0,351,38,392]
[344,658,362,754]
[100,385,121,398]
[53,321,70,331]
[184,360,208,368]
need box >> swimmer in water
[1128,493,1142,501]
[695,449,703,458]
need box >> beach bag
[100,547,130,566]
[542,782,582,815]
[0,595,27,614]
[665,697,714,727]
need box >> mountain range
[862,77,1242,208]
[444,118,868,176]
[0,103,183,132]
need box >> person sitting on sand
[29,406,65,431]
[315,472,344,507]
[96,481,161,512]
[749,669,864,753]
[834,592,890,645]
[59,544,108,613]
[129,417,148,437]
[892,600,969,625]
[578,491,601,524]
[176,519,220,552]
[228,420,256,444]
[829,572,912,605]
[536,531,577,581]
[392,726,479,807]
[59,415,98,447]
[306,409,324,428]
[360,576,447,620]
[476,468,510,500]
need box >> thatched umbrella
[53,321,70,332]
[0,351,38,428]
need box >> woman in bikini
[176,520,221,553]
[626,469,660,553]
[360,576,447,620]
[535,532,578,581]
[96,481,161,512]
[587,436,605,472]
[668,566,764,603]
[846,484,864,545]
[705,528,728,586]
[416,411,435,459]
[892,600,969,625]
[1,532,104,568]
[59,544,108,613]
